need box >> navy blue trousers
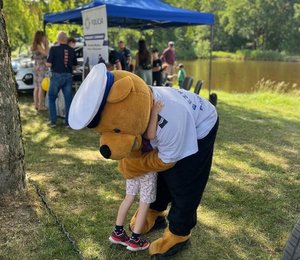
[150,118,219,236]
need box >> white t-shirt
[150,87,217,164]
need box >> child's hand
[152,100,164,114]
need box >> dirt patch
[0,193,41,258]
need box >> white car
[12,46,83,92]
[12,57,35,91]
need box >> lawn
[1,89,300,259]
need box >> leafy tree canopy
[3,0,300,58]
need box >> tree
[3,0,40,52]
[0,0,25,195]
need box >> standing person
[135,39,152,85]
[109,101,164,251]
[118,40,131,71]
[177,63,186,88]
[83,57,90,78]
[46,31,77,128]
[152,49,163,86]
[31,31,49,111]
[53,37,78,118]
[161,41,176,84]
[67,37,76,49]
[97,54,105,64]
[108,49,122,71]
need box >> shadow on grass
[198,98,300,258]
[17,92,300,259]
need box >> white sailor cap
[68,63,114,130]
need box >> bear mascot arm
[118,150,175,178]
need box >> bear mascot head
[69,63,153,160]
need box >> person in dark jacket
[46,31,77,128]
[118,40,131,71]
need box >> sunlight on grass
[96,187,123,201]
[255,147,289,170]
[79,238,104,258]
[15,91,300,259]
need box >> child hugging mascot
[69,63,219,258]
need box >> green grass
[3,89,300,259]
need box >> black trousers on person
[150,118,219,236]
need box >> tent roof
[44,0,214,29]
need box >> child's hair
[67,37,76,44]
[152,48,159,53]
[178,63,184,68]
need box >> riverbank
[1,90,299,259]
[212,50,300,62]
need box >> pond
[178,59,300,93]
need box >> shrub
[236,50,284,61]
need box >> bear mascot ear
[107,76,134,103]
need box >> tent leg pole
[208,25,218,106]
[208,25,213,95]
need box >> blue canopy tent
[44,0,215,96]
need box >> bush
[236,50,284,61]
[212,51,237,59]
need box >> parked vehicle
[12,57,34,91]
[12,45,83,92]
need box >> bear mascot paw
[149,228,191,257]
[130,208,167,234]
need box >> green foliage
[212,51,238,59]
[3,0,300,55]
[197,0,300,53]
[194,39,210,58]
[236,49,285,61]
[3,0,89,50]
[3,0,41,51]
[213,50,287,61]
[44,0,89,44]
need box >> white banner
[81,5,108,77]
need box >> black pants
[150,118,219,236]
[153,72,163,86]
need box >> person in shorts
[109,100,164,251]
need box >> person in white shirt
[68,64,219,257]
[125,86,219,257]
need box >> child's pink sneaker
[109,230,130,246]
[126,237,150,251]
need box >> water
[178,59,300,93]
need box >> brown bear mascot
[69,63,219,257]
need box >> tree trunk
[0,0,25,195]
